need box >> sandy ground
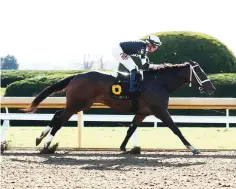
[1,150,236,189]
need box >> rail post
[77,111,83,148]
[0,108,10,143]
[226,109,230,129]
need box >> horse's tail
[23,75,75,113]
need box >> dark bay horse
[24,60,215,154]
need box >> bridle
[188,63,210,92]
[145,62,211,95]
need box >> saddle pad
[110,80,131,100]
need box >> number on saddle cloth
[110,72,140,113]
[110,71,143,100]
[111,73,131,100]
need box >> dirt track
[1,150,236,189]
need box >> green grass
[0,88,6,96]
[1,127,236,150]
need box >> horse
[23,60,216,154]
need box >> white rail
[1,110,235,146]
[1,97,236,147]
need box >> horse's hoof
[120,145,126,152]
[193,149,201,155]
[39,147,52,154]
[121,150,131,154]
[1,143,5,153]
[36,138,42,146]
[40,148,48,154]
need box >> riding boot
[129,69,140,112]
[129,69,138,93]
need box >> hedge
[2,72,236,127]
[5,74,70,97]
[5,72,236,98]
[1,70,84,88]
[171,73,236,98]
[142,31,236,74]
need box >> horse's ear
[189,59,198,66]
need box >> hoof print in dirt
[40,143,59,154]
[1,140,11,153]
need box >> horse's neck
[166,73,187,93]
[167,66,190,92]
[145,68,189,93]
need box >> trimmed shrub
[5,74,70,97]
[3,71,236,127]
[171,73,236,97]
[1,70,83,88]
[142,31,236,74]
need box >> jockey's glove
[142,63,151,71]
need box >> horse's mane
[150,62,189,70]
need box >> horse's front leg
[151,107,200,155]
[120,115,146,152]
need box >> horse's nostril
[199,87,204,93]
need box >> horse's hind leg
[40,98,94,153]
[40,108,74,153]
[36,109,63,146]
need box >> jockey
[112,35,162,93]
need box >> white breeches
[112,45,138,72]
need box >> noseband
[189,64,210,87]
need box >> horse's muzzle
[199,87,204,94]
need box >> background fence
[1,97,236,148]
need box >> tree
[99,55,104,70]
[83,54,94,69]
[0,55,19,70]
